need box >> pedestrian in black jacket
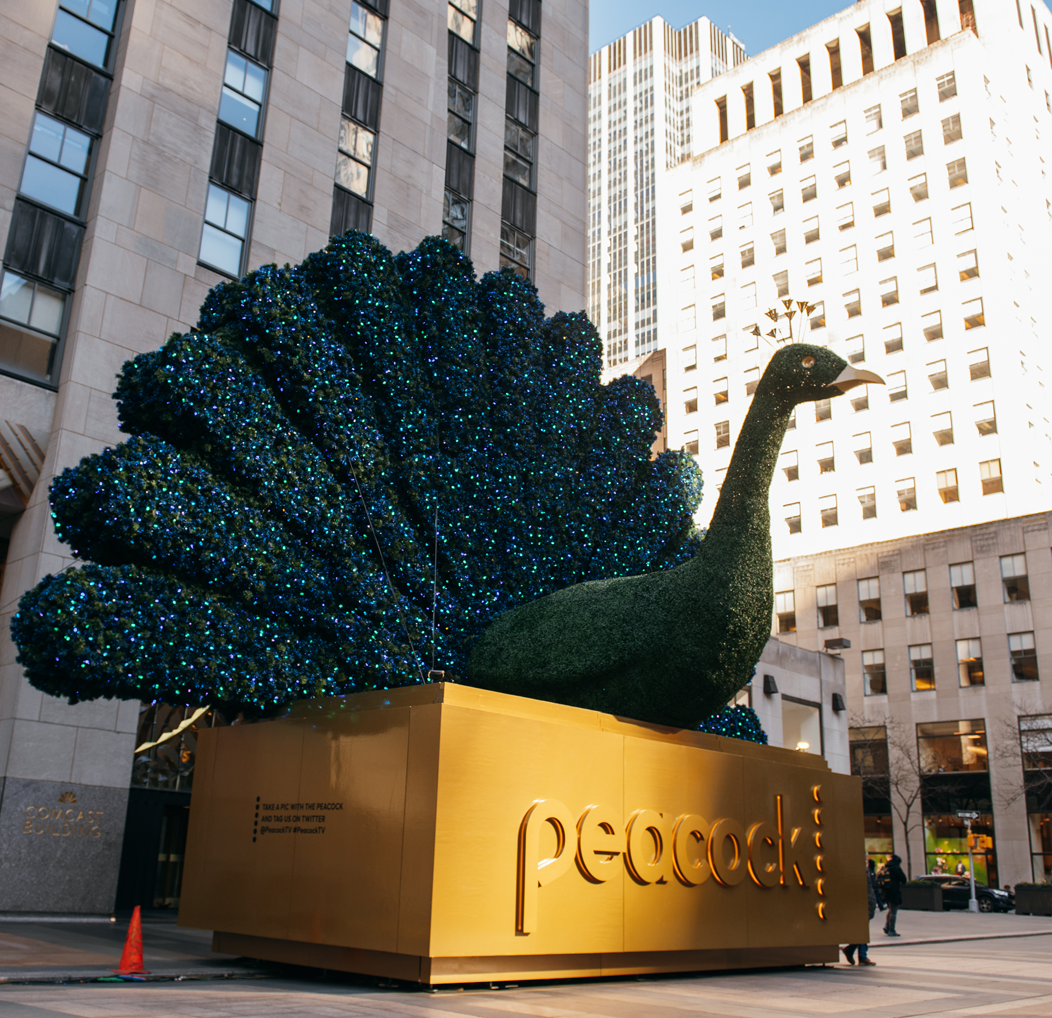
[878,854,908,936]
[842,858,879,966]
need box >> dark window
[858,577,882,621]
[449,33,480,90]
[857,25,874,74]
[888,8,907,59]
[210,123,262,197]
[509,0,542,34]
[861,655,886,696]
[917,720,988,773]
[447,142,475,200]
[38,48,109,134]
[1009,634,1039,682]
[950,561,977,609]
[229,0,278,65]
[827,40,842,89]
[504,118,535,190]
[742,82,755,129]
[330,185,371,236]
[1001,554,1030,602]
[904,570,928,615]
[343,65,382,131]
[4,200,83,290]
[506,77,538,130]
[501,177,535,233]
[817,584,838,627]
[798,55,812,103]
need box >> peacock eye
[802,356,816,368]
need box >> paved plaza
[0,911,1051,1016]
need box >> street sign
[956,810,980,819]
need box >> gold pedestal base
[180,683,865,985]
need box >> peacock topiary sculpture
[469,343,882,728]
[10,233,712,717]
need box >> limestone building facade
[0,0,586,916]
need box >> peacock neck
[706,392,794,540]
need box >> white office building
[587,15,745,368]
[654,0,1052,559]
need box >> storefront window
[917,718,988,774]
[864,814,894,866]
[1020,716,1052,880]
[924,813,996,885]
[1029,813,1052,882]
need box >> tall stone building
[0,0,586,916]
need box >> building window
[897,476,916,511]
[199,183,251,277]
[708,177,722,202]
[950,561,977,608]
[841,246,859,275]
[738,202,753,229]
[910,645,935,691]
[837,203,854,230]
[776,590,796,631]
[873,188,891,217]
[937,71,957,101]
[348,1,384,77]
[854,431,873,463]
[975,401,997,436]
[868,145,886,175]
[712,295,725,320]
[715,420,730,448]
[709,216,723,241]
[865,104,882,133]
[963,297,984,329]
[858,485,876,518]
[19,114,91,217]
[928,359,948,391]
[773,269,789,297]
[952,202,974,233]
[858,26,875,75]
[816,583,838,626]
[740,242,755,269]
[942,113,963,143]
[834,161,851,187]
[52,0,120,69]
[1009,633,1039,681]
[684,386,699,414]
[968,348,990,379]
[0,270,66,384]
[858,577,881,621]
[923,310,943,341]
[815,397,832,421]
[904,569,929,615]
[937,468,959,503]
[448,0,477,43]
[958,249,979,281]
[219,50,268,137]
[799,134,814,161]
[831,120,848,148]
[852,385,870,412]
[888,7,907,59]
[769,189,785,215]
[448,80,476,152]
[772,228,787,255]
[801,175,817,202]
[875,232,894,261]
[862,651,886,695]
[910,173,929,201]
[819,493,838,528]
[713,377,728,404]
[884,323,903,354]
[900,87,919,119]
[844,289,861,318]
[892,421,912,456]
[737,164,751,189]
[904,129,924,159]
[932,410,953,446]
[956,639,984,686]
[709,254,723,280]
[781,449,798,481]
[712,334,727,361]
[681,227,694,252]
[803,216,819,244]
[817,440,834,473]
[1001,554,1030,602]
[336,117,375,198]
[682,344,697,372]
[684,429,700,455]
[805,258,822,286]
[507,18,538,86]
[947,157,968,188]
[918,720,989,772]
[744,366,759,395]
[444,190,472,250]
[784,502,802,534]
[767,150,782,175]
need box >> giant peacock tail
[11,233,704,714]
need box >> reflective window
[219,51,267,137]
[448,80,476,151]
[504,118,535,189]
[0,270,65,383]
[199,183,250,276]
[917,719,988,773]
[904,569,928,615]
[508,20,538,86]
[52,1,119,69]
[499,221,532,277]
[20,114,91,217]
[348,1,384,78]
[448,0,478,44]
[335,118,374,197]
[444,189,470,250]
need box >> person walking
[842,858,879,966]
[870,858,886,911]
[877,854,907,936]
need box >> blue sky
[589,1,851,58]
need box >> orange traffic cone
[112,905,150,975]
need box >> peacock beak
[829,365,884,392]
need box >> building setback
[0,0,586,916]
[587,16,745,369]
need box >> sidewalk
[2,908,1050,986]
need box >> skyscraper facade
[587,16,745,368]
[0,0,586,916]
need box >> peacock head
[757,343,884,406]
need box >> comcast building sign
[180,684,866,984]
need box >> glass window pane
[448,7,475,42]
[347,34,379,77]
[0,272,34,324]
[242,61,267,103]
[508,51,533,84]
[508,22,536,61]
[29,114,65,164]
[224,192,250,237]
[350,3,384,46]
[505,120,534,159]
[218,88,260,135]
[0,319,59,382]
[450,0,478,17]
[339,119,373,164]
[449,81,475,120]
[58,124,91,174]
[448,112,471,149]
[61,0,93,19]
[444,190,468,231]
[20,155,82,215]
[200,223,243,276]
[84,0,118,31]
[503,150,531,186]
[28,284,65,335]
[335,153,370,196]
[52,9,109,67]
[224,51,248,91]
[204,184,229,229]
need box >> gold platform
[179,683,867,984]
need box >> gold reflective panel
[180,684,867,984]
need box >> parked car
[914,874,1014,912]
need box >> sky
[589,1,852,58]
